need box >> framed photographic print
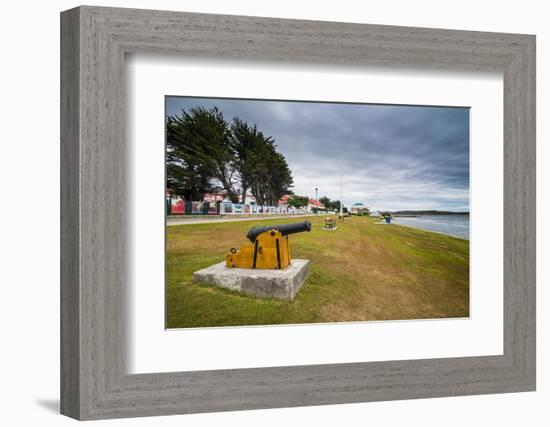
[61,6,536,420]
[163,97,471,328]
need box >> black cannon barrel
[246,220,312,242]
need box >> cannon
[323,217,338,230]
[226,220,311,269]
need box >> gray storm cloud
[166,97,469,212]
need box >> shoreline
[391,221,469,240]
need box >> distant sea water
[393,215,469,240]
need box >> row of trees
[286,195,310,209]
[281,195,344,211]
[318,196,342,211]
[167,107,294,205]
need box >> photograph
[165,96,470,329]
[48,2,538,421]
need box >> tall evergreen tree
[230,118,261,203]
[166,107,239,202]
[247,136,293,205]
[167,106,293,206]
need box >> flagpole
[339,165,343,217]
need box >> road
[167,214,316,226]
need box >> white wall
[0,0,546,425]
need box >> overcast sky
[166,97,469,212]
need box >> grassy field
[166,216,469,328]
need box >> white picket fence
[220,202,309,215]
[167,196,311,215]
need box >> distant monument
[323,217,338,231]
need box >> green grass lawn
[166,216,469,328]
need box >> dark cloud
[166,97,469,211]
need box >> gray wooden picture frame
[60,5,536,420]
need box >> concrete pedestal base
[192,259,310,301]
